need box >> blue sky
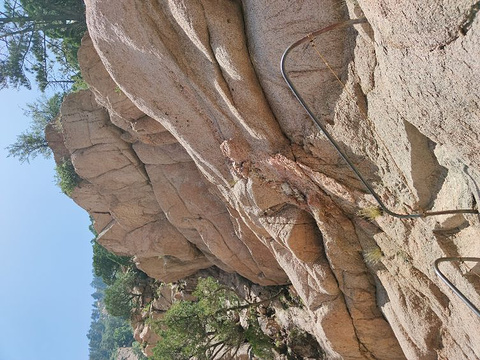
[0,87,93,360]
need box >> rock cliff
[47,1,480,359]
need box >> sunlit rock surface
[47,1,480,358]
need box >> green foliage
[6,131,49,163]
[88,217,98,237]
[113,85,123,94]
[132,341,149,360]
[88,216,150,359]
[88,275,135,360]
[153,301,207,360]
[25,92,63,128]
[102,319,134,357]
[92,240,132,286]
[244,308,275,360]
[6,93,63,163]
[152,277,276,360]
[54,157,80,195]
[88,227,149,360]
[71,72,89,91]
[0,0,87,91]
[104,271,139,319]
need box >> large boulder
[47,0,480,358]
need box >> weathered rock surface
[115,347,139,360]
[47,0,480,358]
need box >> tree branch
[214,289,285,316]
[210,342,227,359]
[0,14,83,24]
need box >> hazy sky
[0,86,93,360]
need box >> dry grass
[357,206,383,221]
[363,246,384,266]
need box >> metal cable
[280,18,478,219]
[434,257,480,318]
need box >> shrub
[54,158,80,196]
[104,271,140,319]
[132,341,149,360]
[244,308,275,359]
[92,240,132,286]
[152,277,278,360]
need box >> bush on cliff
[152,277,279,360]
[92,240,132,286]
[54,157,80,195]
[103,270,144,319]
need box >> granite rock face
[47,0,480,358]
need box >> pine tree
[6,92,62,163]
[0,0,86,91]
